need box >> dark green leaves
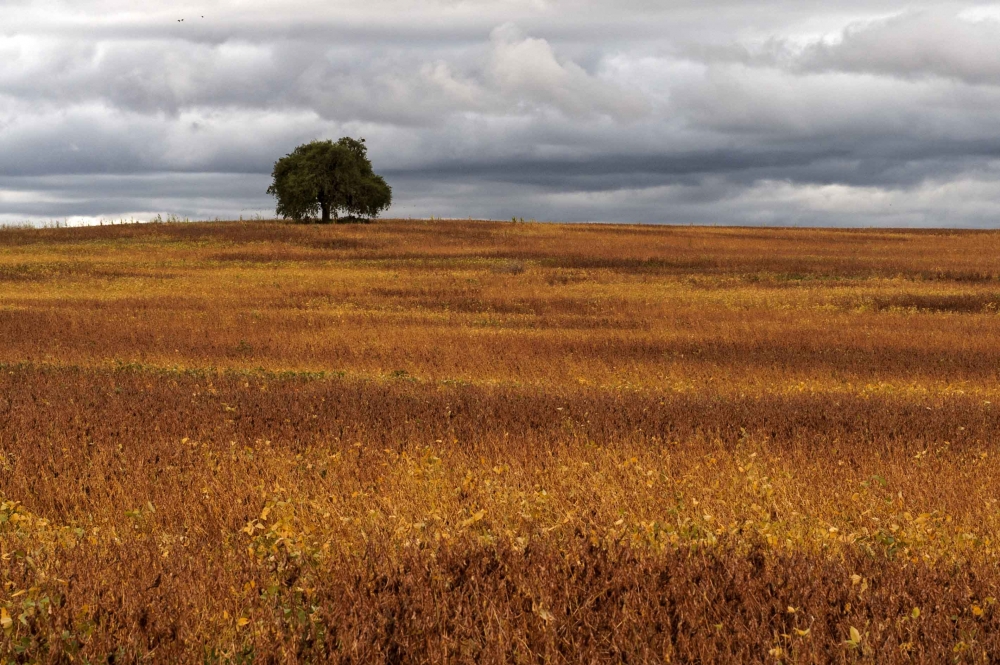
[267,137,392,223]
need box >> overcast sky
[3,1,1000,226]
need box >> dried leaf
[459,509,486,529]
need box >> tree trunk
[321,200,330,224]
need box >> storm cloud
[2,0,999,226]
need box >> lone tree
[267,137,392,223]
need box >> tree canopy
[267,137,392,223]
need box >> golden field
[2,219,1000,662]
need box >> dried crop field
[2,219,1000,663]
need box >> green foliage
[267,137,392,223]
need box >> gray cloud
[2,0,1000,226]
[796,11,1000,84]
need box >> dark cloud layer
[2,1,999,226]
